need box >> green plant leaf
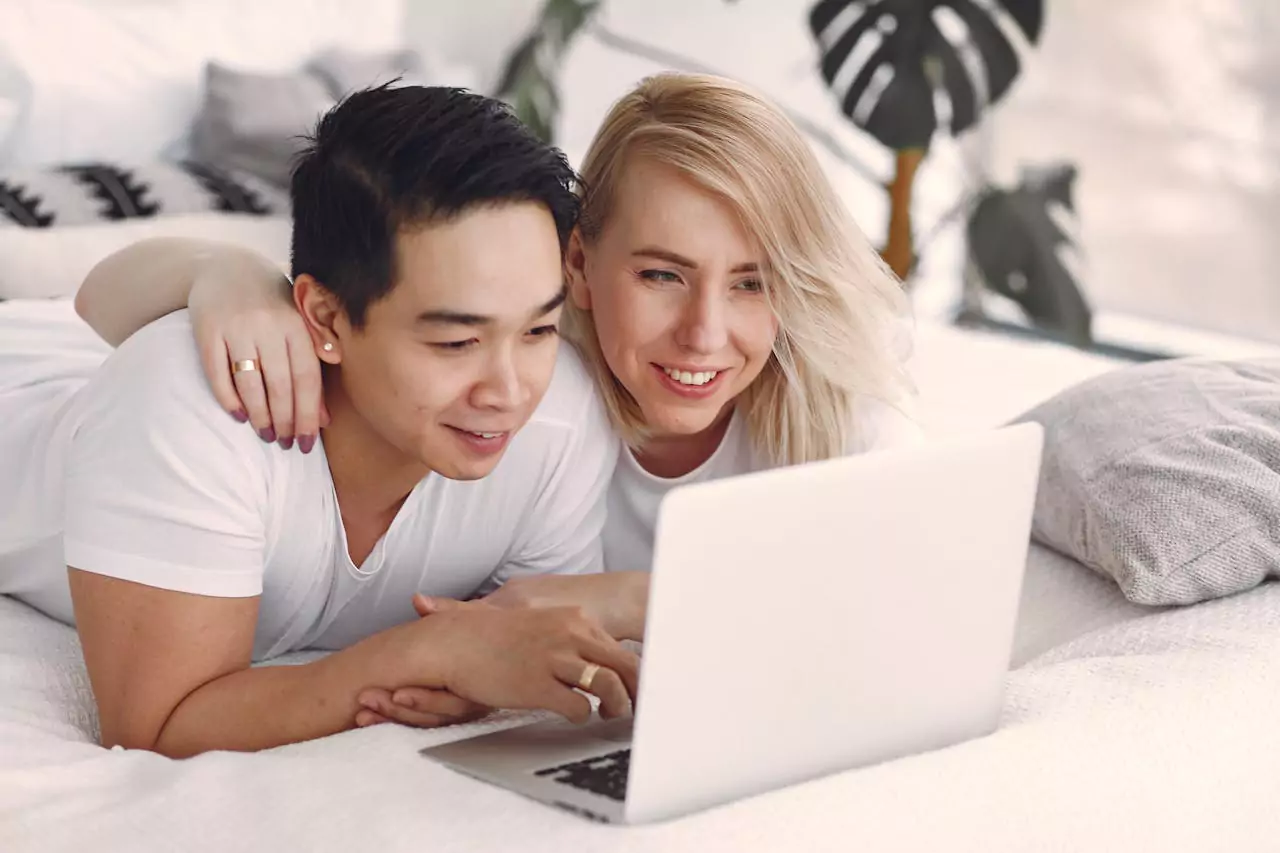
[496,0,601,142]
[966,163,1093,346]
[808,0,1042,150]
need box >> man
[0,85,638,757]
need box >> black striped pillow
[0,160,289,228]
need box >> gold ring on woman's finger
[577,662,601,692]
[232,359,260,375]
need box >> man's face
[335,202,566,480]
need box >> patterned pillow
[0,160,289,228]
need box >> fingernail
[258,427,276,443]
[231,409,248,423]
[278,436,294,451]
[393,695,413,708]
[298,435,315,454]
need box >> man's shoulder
[70,310,262,451]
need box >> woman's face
[568,158,779,439]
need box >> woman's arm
[76,238,323,447]
[75,237,285,347]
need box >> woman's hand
[188,259,328,452]
[463,573,650,642]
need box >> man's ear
[565,228,592,311]
[293,274,345,364]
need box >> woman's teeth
[663,367,718,386]
[469,431,501,439]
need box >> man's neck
[633,406,735,479]
[320,376,430,522]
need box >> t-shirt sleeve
[484,375,620,589]
[62,313,269,597]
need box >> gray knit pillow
[1013,357,1280,605]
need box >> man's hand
[372,596,638,726]
[353,685,491,729]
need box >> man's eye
[431,339,478,351]
[527,325,560,338]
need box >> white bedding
[2,308,1278,851]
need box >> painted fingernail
[298,435,315,454]
[231,409,248,423]
[278,436,294,451]
[258,427,276,443]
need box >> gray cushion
[306,48,429,98]
[189,62,336,189]
[1014,357,1280,606]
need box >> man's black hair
[289,83,580,327]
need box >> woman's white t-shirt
[0,306,618,662]
[602,398,924,573]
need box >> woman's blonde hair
[562,72,914,467]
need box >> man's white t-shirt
[602,398,924,573]
[0,308,618,661]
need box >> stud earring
[322,342,335,352]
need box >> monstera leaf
[496,0,601,142]
[966,163,1092,346]
[808,0,1043,148]
[807,0,1043,282]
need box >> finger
[536,679,595,725]
[390,686,488,720]
[576,636,642,705]
[357,687,397,709]
[554,656,632,721]
[355,709,390,728]
[201,336,247,422]
[287,330,324,451]
[361,690,483,729]
[413,594,483,617]
[256,334,294,447]
[412,593,435,618]
[227,340,273,441]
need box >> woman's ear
[565,228,592,311]
[293,274,344,364]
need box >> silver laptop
[422,422,1044,825]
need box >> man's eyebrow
[633,246,760,274]
[534,285,568,318]
[415,285,568,327]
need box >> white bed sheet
[2,307,1278,851]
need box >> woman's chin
[640,400,730,439]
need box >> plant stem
[884,148,924,284]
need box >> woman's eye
[639,269,681,283]
[527,325,560,339]
[735,278,764,293]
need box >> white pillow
[0,214,291,300]
[0,0,406,167]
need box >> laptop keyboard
[534,748,631,802]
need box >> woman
[78,72,920,725]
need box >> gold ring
[232,359,259,375]
[576,663,601,692]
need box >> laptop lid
[623,422,1043,824]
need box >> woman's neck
[633,407,735,479]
